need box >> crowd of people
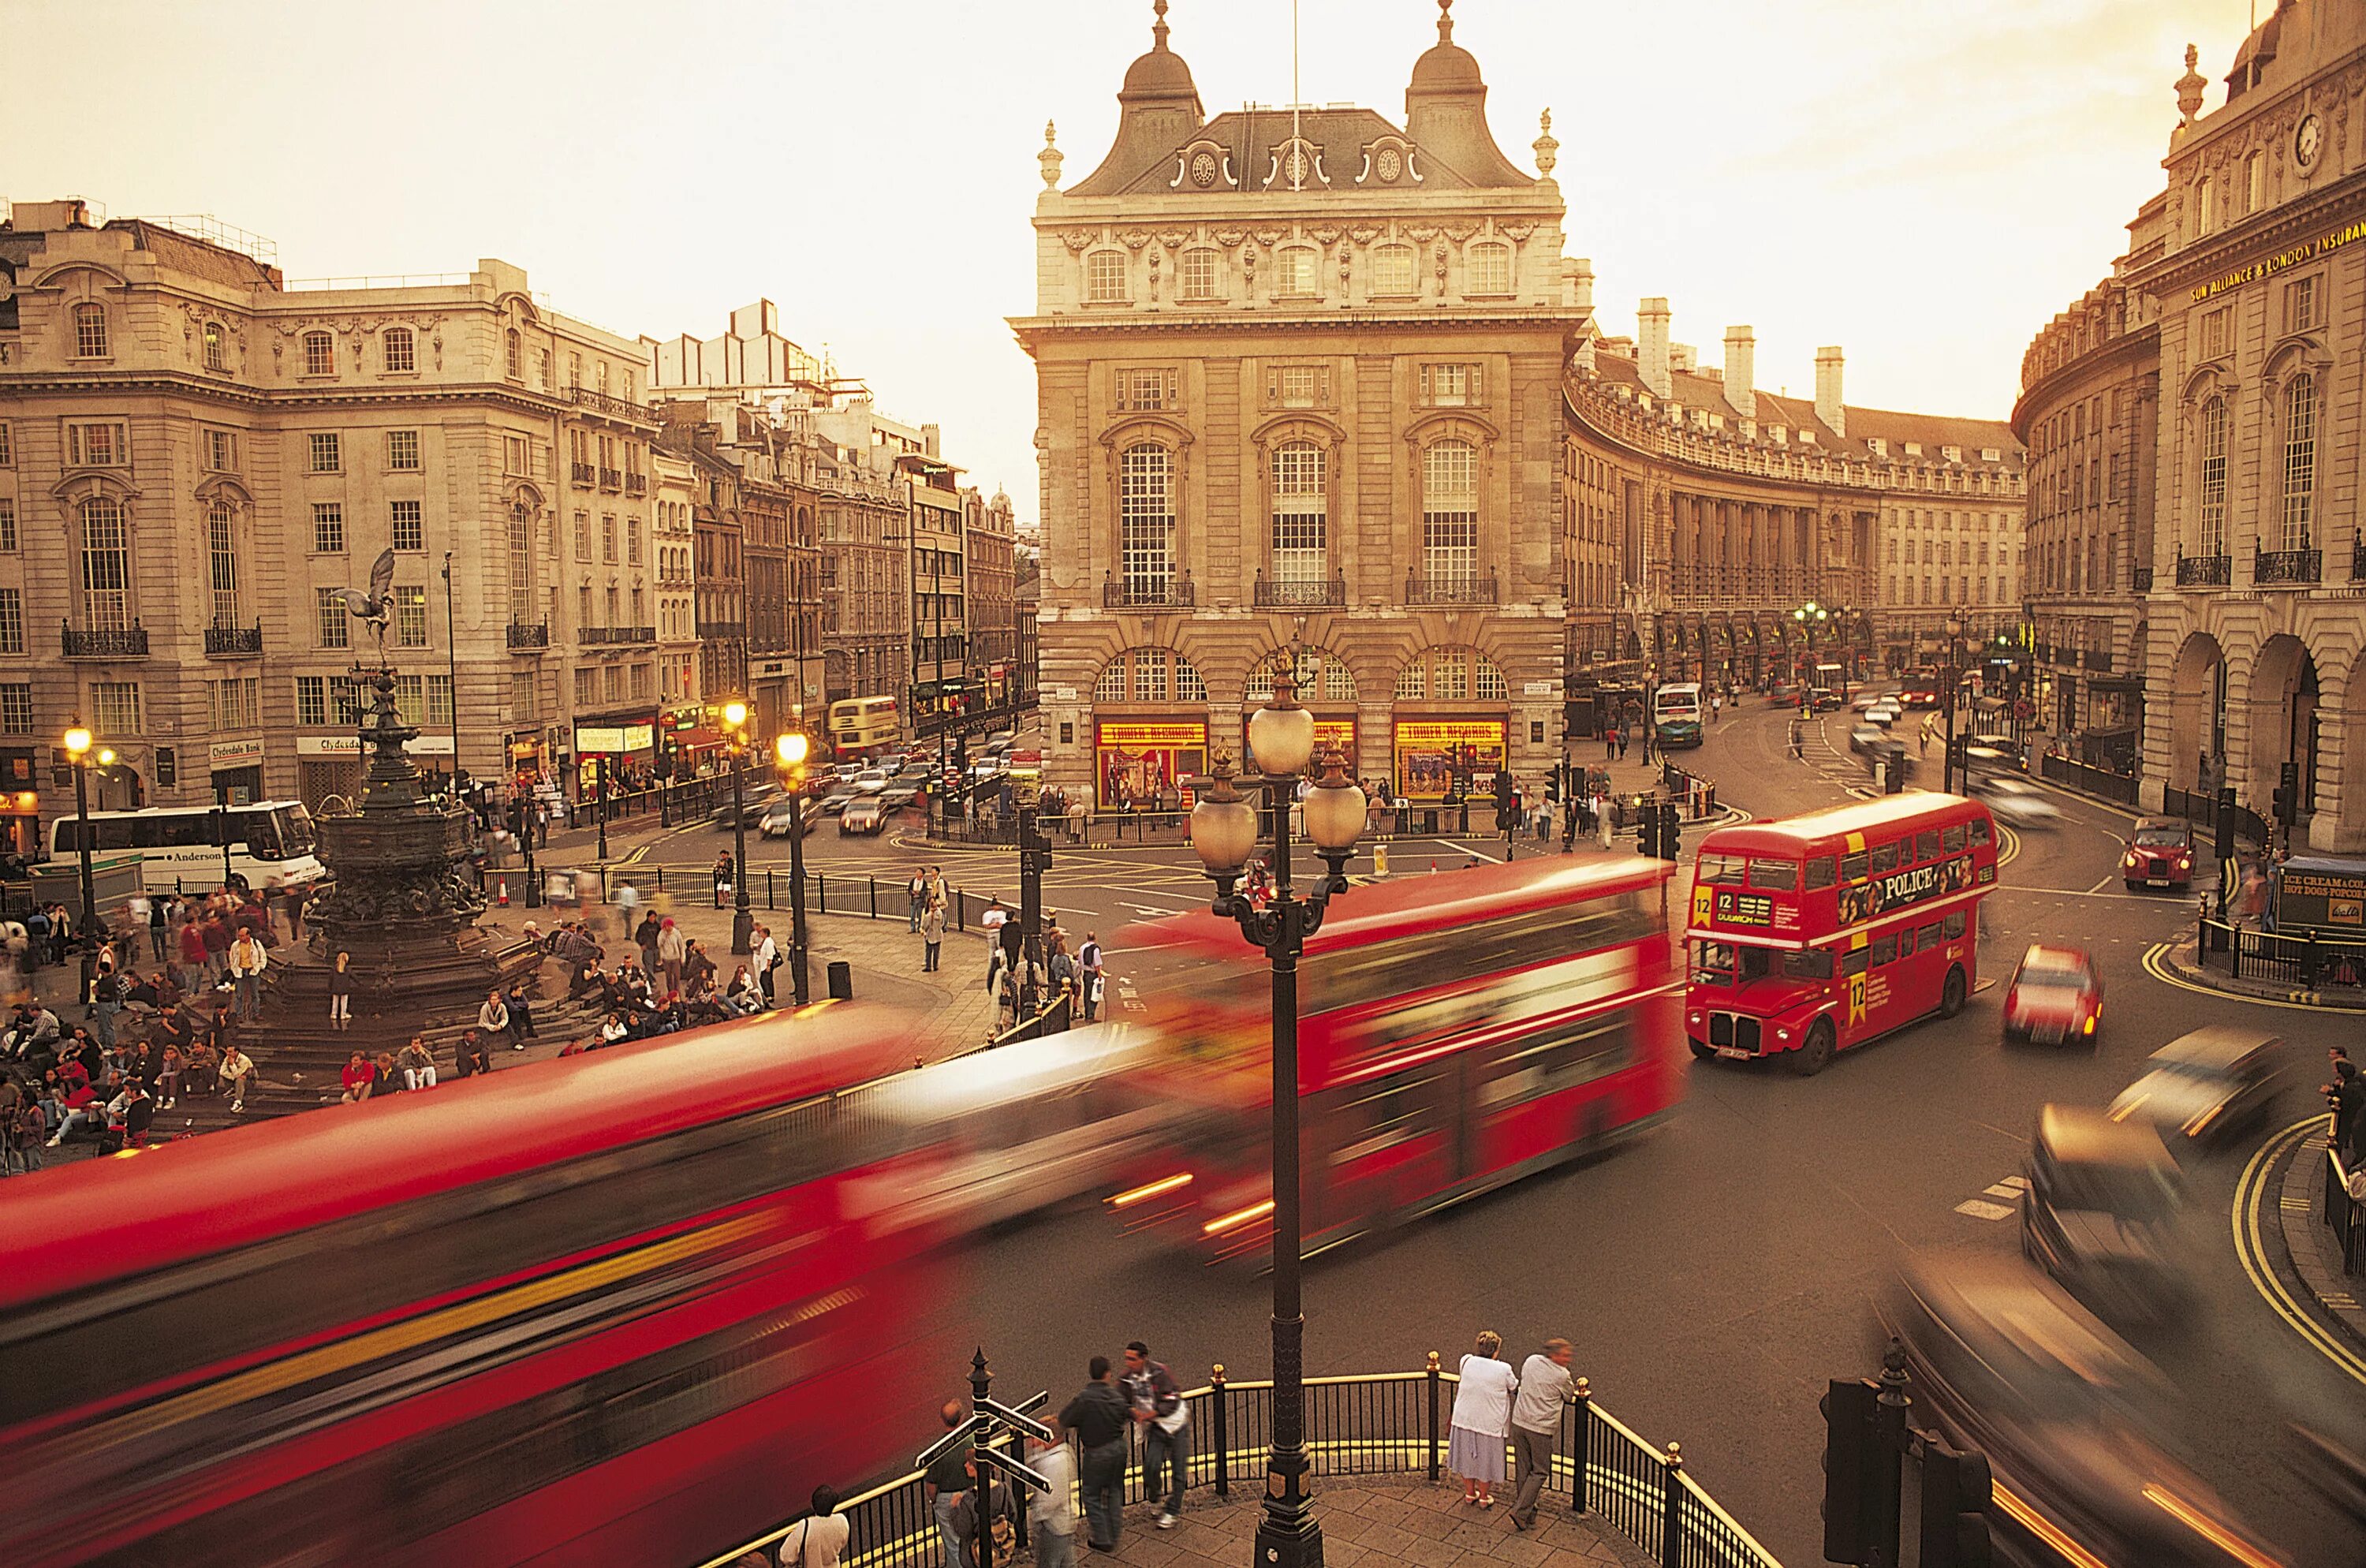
[539,913,777,1052]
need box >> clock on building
[2297,112,2323,168]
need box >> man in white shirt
[783,1484,851,1568]
[752,925,780,1006]
[226,929,269,1023]
[1026,1428,1078,1568]
[1508,1337,1576,1530]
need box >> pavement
[1095,1478,1651,1568]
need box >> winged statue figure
[335,547,398,652]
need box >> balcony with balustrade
[507,622,550,651]
[571,461,596,487]
[563,386,660,427]
[625,472,647,497]
[2131,566,2154,592]
[1252,570,1346,609]
[1403,569,1500,607]
[62,621,147,659]
[2174,553,2232,588]
[580,625,657,646]
[2255,543,2322,586]
[1102,571,1196,610]
[599,467,624,491]
[203,622,263,656]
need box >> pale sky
[9,0,2260,512]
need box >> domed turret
[1409,0,1483,93]
[1121,0,1203,111]
[1069,0,1207,196]
[1404,0,1531,187]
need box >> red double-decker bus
[0,1004,964,1568]
[1684,794,1999,1074]
[1114,856,1684,1260]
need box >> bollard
[816,873,827,915]
[868,877,877,919]
[1424,1350,1442,1482]
[1659,1443,1684,1568]
[1373,842,1390,878]
[827,961,852,1000]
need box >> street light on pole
[1188,664,1365,1568]
[62,722,95,924]
[1940,615,1965,795]
[723,698,753,954]
[1793,600,1828,693]
[774,726,813,1005]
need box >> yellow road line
[2233,1116,2366,1387]
[1996,823,2021,868]
[2139,943,2329,1013]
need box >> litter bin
[826,960,853,1000]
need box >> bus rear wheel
[1940,965,1967,1018]
[1787,1019,1835,1077]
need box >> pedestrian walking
[908,872,927,933]
[1059,1356,1131,1551]
[712,850,736,910]
[1122,1339,1189,1529]
[1026,1428,1079,1568]
[753,924,781,1004]
[327,950,354,1031]
[782,1485,851,1568]
[1615,724,1629,762]
[1603,726,1617,762]
[922,1400,971,1568]
[1079,931,1104,1021]
[226,928,268,1023]
[920,899,946,973]
[1507,1338,1576,1530]
[635,910,661,977]
[1450,1330,1521,1507]
[656,916,686,995]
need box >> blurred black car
[707,782,783,830]
[2022,1104,2184,1324]
[1879,1256,2284,1568]
[2107,1027,2282,1149]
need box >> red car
[2004,945,2103,1046]
[1901,687,1938,709]
[2122,816,2194,890]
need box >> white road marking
[1954,1199,2017,1221]
[2085,875,2114,894]
[1118,902,1183,917]
[1995,1174,2030,1190]
[1437,841,1503,864]
[1983,1182,2024,1199]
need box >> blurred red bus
[0,1003,963,1568]
[1684,793,1999,1074]
[1114,856,1683,1260]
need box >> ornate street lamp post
[1189,666,1365,1568]
[1940,616,1965,794]
[1793,600,1830,694]
[62,721,96,923]
[723,699,754,954]
[774,727,814,1004]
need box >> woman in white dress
[1447,1329,1521,1507]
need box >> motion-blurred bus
[827,696,900,760]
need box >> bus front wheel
[1940,965,1967,1018]
[1787,1019,1835,1077]
[1688,1040,1716,1062]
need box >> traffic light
[1918,1436,1993,1568]
[1636,805,1655,859]
[1494,769,1516,833]
[2278,761,2301,826]
[1659,800,1681,861]
[2215,784,2237,866]
[1820,1379,1880,1566]
[1547,770,1562,805]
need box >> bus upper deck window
[1914,830,1941,864]
[1745,860,1797,892]
[1967,818,1991,848]
[1801,857,1837,890]
[1868,842,1900,875]
[1940,824,1965,855]
[1698,853,1745,886]
[1840,849,1868,883]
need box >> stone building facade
[0,203,663,817]
[968,487,1020,711]
[2036,4,2366,849]
[2011,275,2161,772]
[1018,3,1585,805]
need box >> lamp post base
[1252,1475,1323,1568]
[730,907,753,955]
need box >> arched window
[1094,648,1207,704]
[303,330,334,377]
[73,303,109,358]
[2197,395,2228,557]
[1276,247,1319,297]
[1392,647,1507,702]
[203,322,227,371]
[1422,440,1479,588]
[1370,243,1416,297]
[509,501,536,624]
[79,497,130,630]
[207,502,239,627]
[506,328,524,380]
[2280,376,2316,551]
[1085,251,1129,304]
[1245,649,1357,704]
[1178,248,1220,301]
[1270,441,1326,584]
[1118,442,1175,601]
[1466,242,1512,296]
[384,326,416,373]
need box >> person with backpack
[951,1454,1018,1568]
[1122,1339,1189,1529]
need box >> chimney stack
[1637,297,1673,398]
[1815,346,1845,439]
[1723,327,1756,420]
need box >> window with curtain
[1118,443,1174,600]
[1271,442,1326,583]
[2280,376,2316,551]
[79,498,129,630]
[1423,441,1478,586]
[207,503,238,628]
[2197,396,2227,557]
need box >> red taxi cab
[2003,944,2103,1045]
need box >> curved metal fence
[703,1359,1782,1568]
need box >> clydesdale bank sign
[1837,853,1985,926]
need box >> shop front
[297,733,455,812]
[1392,716,1507,801]
[506,731,548,786]
[207,737,266,807]
[573,711,659,796]
[1093,717,1207,811]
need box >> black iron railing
[599,467,623,491]
[565,386,659,424]
[2131,566,2155,592]
[2325,1145,2366,1278]
[2354,535,2366,583]
[1253,571,1347,608]
[2176,553,2232,587]
[203,622,263,655]
[2038,751,2140,806]
[2256,545,2323,585]
[1405,569,1500,606]
[704,1360,1780,1568]
[580,625,657,645]
[625,472,647,497]
[2198,915,2366,991]
[507,622,550,650]
[570,461,596,486]
[62,622,147,658]
[1102,573,1195,609]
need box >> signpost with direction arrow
[916,1350,1058,1568]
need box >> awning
[670,728,725,750]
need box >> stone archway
[2166,632,2225,792]
[2245,633,2319,814]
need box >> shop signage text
[2190,217,2366,302]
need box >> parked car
[839,797,887,835]
[1978,775,2061,827]
[2122,816,2196,890]
[758,796,821,838]
[1848,723,1886,756]
[2004,944,2103,1045]
[2107,1027,2283,1149]
[2021,1104,2185,1325]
